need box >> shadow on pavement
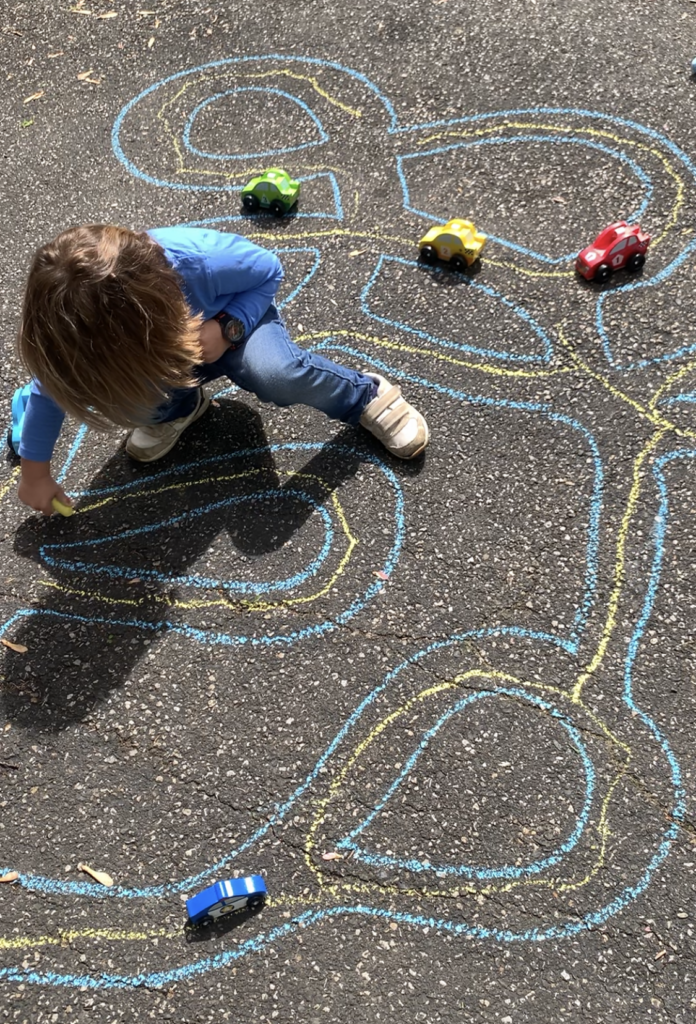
[0,397,377,731]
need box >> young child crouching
[16,225,429,514]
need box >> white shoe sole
[126,390,211,463]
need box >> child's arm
[17,384,72,515]
[204,233,284,336]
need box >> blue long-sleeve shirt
[19,227,284,462]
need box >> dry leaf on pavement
[77,862,114,887]
[1,639,28,653]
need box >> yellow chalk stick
[51,498,74,517]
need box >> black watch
[214,312,246,347]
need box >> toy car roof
[242,168,299,196]
[186,875,267,924]
[420,219,486,244]
[249,167,295,186]
[447,218,478,234]
[591,221,635,248]
[261,167,291,181]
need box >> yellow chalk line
[557,325,695,701]
[0,669,635,951]
[157,79,190,179]
[153,75,575,278]
[243,214,571,276]
[296,328,569,380]
[242,225,571,278]
[573,427,669,700]
[302,669,630,902]
[10,84,690,953]
[415,121,686,249]
[304,679,458,897]
[0,466,21,505]
[557,325,696,439]
[156,66,361,187]
[649,358,696,410]
[0,898,328,954]
[162,68,362,149]
[0,926,178,952]
[40,469,358,614]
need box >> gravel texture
[1,1,696,1021]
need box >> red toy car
[575,221,651,283]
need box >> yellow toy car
[418,219,487,271]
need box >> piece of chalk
[51,498,74,517]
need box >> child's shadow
[1,399,365,731]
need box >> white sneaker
[126,388,210,462]
[359,373,429,459]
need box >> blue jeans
[158,306,377,425]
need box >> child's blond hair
[18,225,202,430]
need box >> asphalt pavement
[1,1,696,1021]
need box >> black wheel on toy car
[450,255,467,273]
[242,193,260,212]
[269,200,286,217]
[593,263,612,283]
[419,245,438,264]
[626,253,645,272]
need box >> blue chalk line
[361,255,554,363]
[339,686,595,879]
[182,86,328,160]
[314,342,603,651]
[41,488,335,596]
[1,442,404,649]
[0,64,687,989]
[397,135,653,264]
[113,56,696,368]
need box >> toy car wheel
[248,895,265,909]
[450,255,467,273]
[593,263,612,283]
[419,245,438,264]
[242,193,260,212]
[626,253,645,272]
[269,200,286,218]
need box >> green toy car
[241,168,301,217]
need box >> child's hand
[198,319,230,363]
[18,460,72,516]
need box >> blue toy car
[186,875,267,925]
[7,383,32,458]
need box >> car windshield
[597,229,622,248]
